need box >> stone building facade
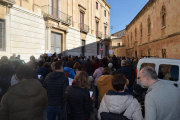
[125,0,180,58]
[0,0,111,62]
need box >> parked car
[9,59,26,65]
[136,58,180,90]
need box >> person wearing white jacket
[98,74,143,120]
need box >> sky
[106,0,149,34]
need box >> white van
[136,58,180,90]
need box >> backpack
[64,72,69,77]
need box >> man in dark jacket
[84,58,93,76]
[36,60,46,84]
[44,61,69,120]
[114,59,135,94]
[0,56,15,101]
[0,65,48,120]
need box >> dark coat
[0,79,48,120]
[67,86,92,120]
[114,66,135,86]
[43,72,69,106]
[84,61,93,73]
[0,64,15,101]
[36,67,46,79]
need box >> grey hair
[126,59,131,65]
[121,60,126,66]
[142,66,158,80]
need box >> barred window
[0,20,5,51]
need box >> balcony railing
[96,31,102,38]
[41,5,72,25]
[104,34,111,40]
[79,23,89,33]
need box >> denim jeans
[47,105,62,120]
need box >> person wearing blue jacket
[63,61,76,79]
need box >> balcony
[104,34,111,40]
[41,5,72,26]
[96,31,102,38]
[79,23,89,33]
[0,0,15,7]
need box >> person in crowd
[51,62,56,72]
[112,55,119,71]
[91,56,95,63]
[98,74,143,120]
[0,56,15,101]
[75,65,85,75]
[44,61,69,120]
[11,62,21,86]
[43,62,53,77]
[93,58,99,72]
[0,65,48,119]
[66,71,92,120]
[63,61,76,79]
[84,58,94,76]
[114,59,135,94]
[101,57,109,68]
[36,60,46,84]
[97,67,114,101]
[80,56,86,65]
[93,62,104,107]
[133,84,147,118]
[73,62,81,71]
[139,66,180,120]
[63,56,69,68]
[9,53,16,59]
[73,56,82,66]
[108,63,113,72]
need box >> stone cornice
[78,4,86,12]
[102,0,111,9]
[0,0,16,7]
[126,0,155,30]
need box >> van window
[140,63,155,70]
[158,64,179,81]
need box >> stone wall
[125,0,180,59]
[66,26,81,56]
[9,5,45,62]
[66,26,97,56]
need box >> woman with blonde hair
[66,71,93,120]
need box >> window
[80,12,84,30]
[52,0,58,17]
[0,20,5,51]
[140,23,143,38]
[158,64,179,81]
[96,2,98,10]
[104,10,106,17]
[140,63,155,70]
[162,49,166,58]
[148,16,151,35]
[128,35,129,48]
[161,5,166,27]
[82,40,85,55]
[135,28,137,41]
[131,32,132,46]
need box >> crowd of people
[0,53,180,120]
